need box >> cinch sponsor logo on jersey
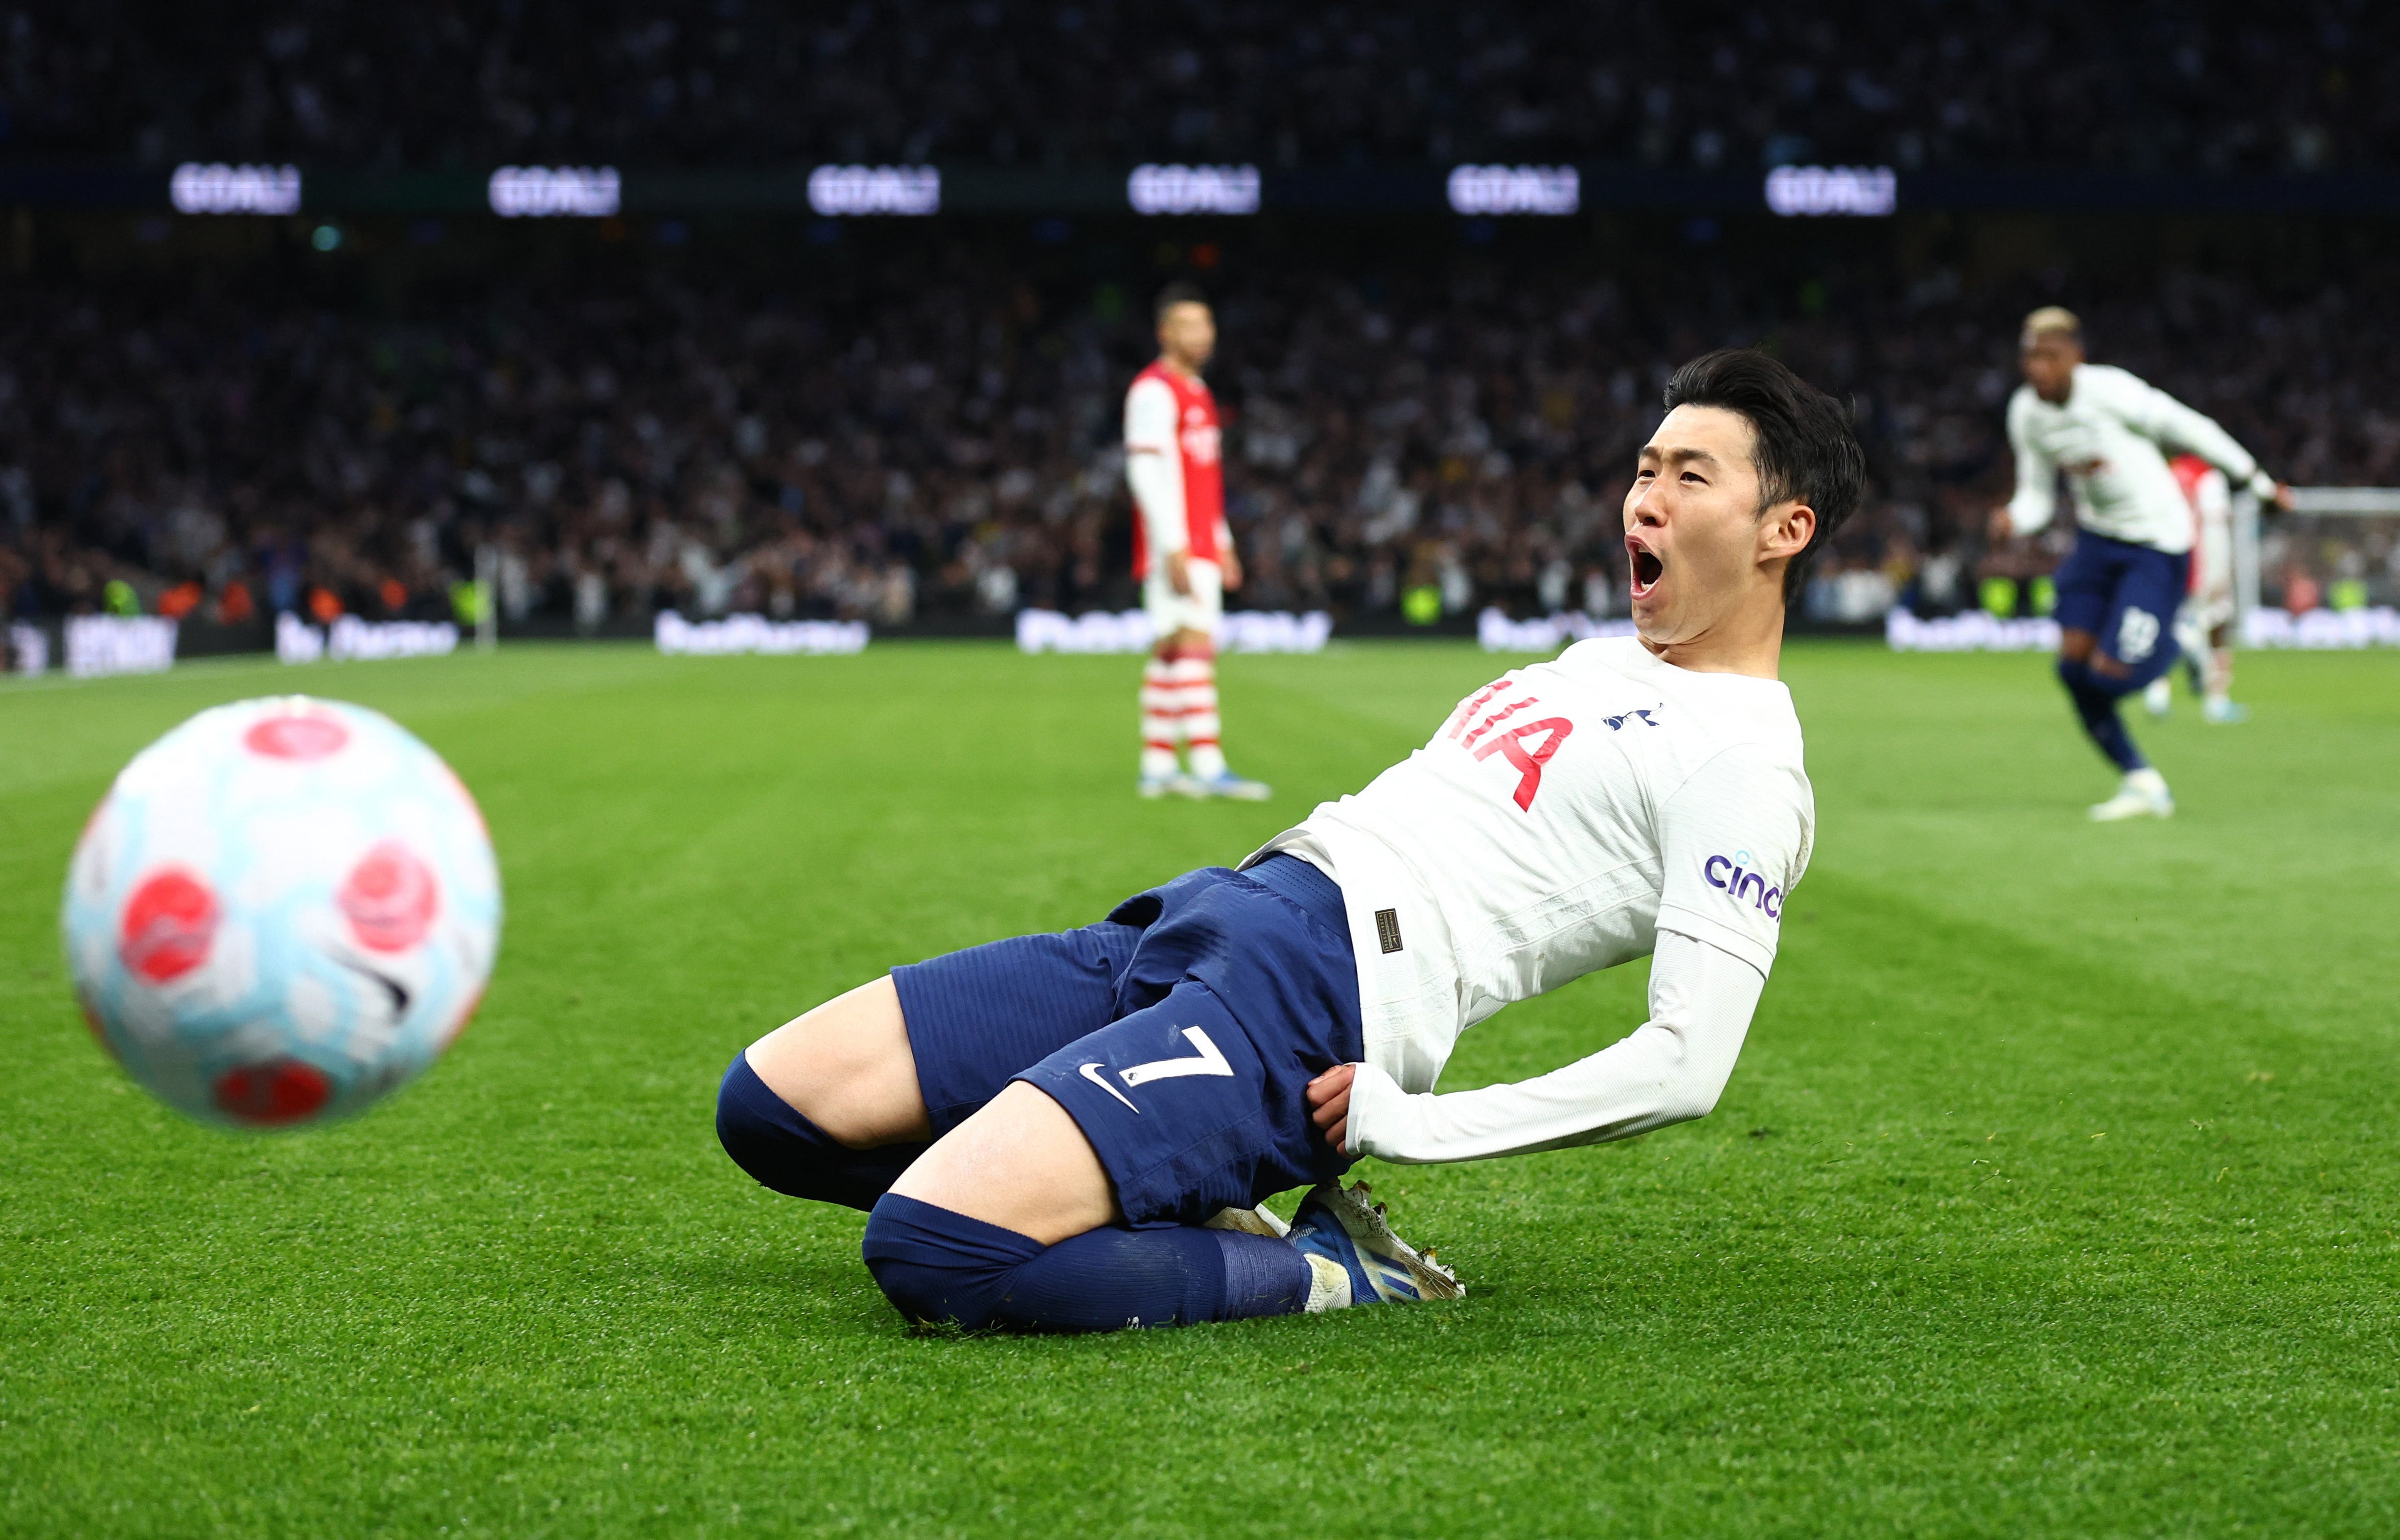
[1704,848,1783,919]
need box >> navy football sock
[861,1193,1311,1332]
[1212,1227,1315,1317]
[714,1053,927,1210]
[2056,657,2147,772]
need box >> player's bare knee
[743,976,931,1149]
[886,1082,1119,1243]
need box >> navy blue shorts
[2054,529,2191,680]
[890,855,1362,1228]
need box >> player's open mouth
[1629,547,1663,596]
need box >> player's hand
[1306,1062,1356,1155]
[1986,507,2015,542]
[1166,550,1193,596]
[2270,481,2296,513]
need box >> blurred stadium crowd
[5,0,2397,631]
[7,253,2398,631]
[18,1,2393,175]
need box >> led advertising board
[1764,165,1898,216]
[807,164,942,215]
[1446,165,1580,216]
[487,166,622,217]
[170,163,302,215]
[1126,164,1262,215]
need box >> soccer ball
[61,695,501,1129]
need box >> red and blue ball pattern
[62,696,502,1129]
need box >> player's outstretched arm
[2115,369,2282,503]
[1310,930,1765,1163]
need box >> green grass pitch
[4,639,2397,1539]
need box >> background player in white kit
[1124,283,1270,801]
[1990,308,2290,820]
[713,350,1862,1333]
[2141,454,2248,724]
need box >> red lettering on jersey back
[1446,680,1514,739]
[1471,716,1574,811]
[1452,682,1575,809]
[1459,694,1539,749]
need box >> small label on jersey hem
[1375,908,1404,954]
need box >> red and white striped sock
[1171,655,1226,779]
[1139,658,1181,778]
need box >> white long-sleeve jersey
[1343,928,1763,1163]
[2005,363,2276,554]
[1246,636,1813,1164]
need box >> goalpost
[2232,486,2400,619]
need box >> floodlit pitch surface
[4,640,2396,1539]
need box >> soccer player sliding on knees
[716,350,1861,1333]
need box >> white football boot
[2088,767,2175,821]
[1189,770,1272,801]
[1283,1180,1463,1310]
[2141,677,2173,717]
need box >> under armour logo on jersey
[1602,706,1662,731]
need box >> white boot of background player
[2089,766,2174,822]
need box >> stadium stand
[15,2,2396,174]
[4,2,2397,633]
[9,251,2397,631]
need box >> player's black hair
[1661,348,1866,603]
[1154,281,1209,322]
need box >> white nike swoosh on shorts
[1078,1062,1141,1113]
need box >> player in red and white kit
[2143,453,2248,723]
[1124,284,1270,800]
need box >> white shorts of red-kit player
[1143,557,1223,640]
[2173,457,2237,632]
